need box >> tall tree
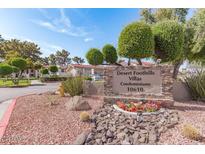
[41,57,49,65]
[140,9,155,24]
[0,35,4,42]
[183,13,205,66]
[0,39,42,62]
[48,54,57,65]
[139,8,205,79]
[72,56,85,64]
[55,49,71,66]
[140,8,189,24]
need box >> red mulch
[0,93,104,145]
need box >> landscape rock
[73,131,89,145]
[84,102,179,145]
[66,96,91,111]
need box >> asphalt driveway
[0,82,60,103]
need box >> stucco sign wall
[112,68,162,94]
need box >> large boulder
[66,96,91,111]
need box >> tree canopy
[72,56,85,64]
[86,48,104,65]
[55,49,71,66]
[102,44,118,64]
[118,22,154,60]
[140,8,189,24]
[152,20,184,62]
[10,57,27,71]
[0,63,13,77]
[0,39,42,62]
[47,49,71,66]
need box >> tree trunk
[128,58,131,66]
[136,58,142,65]
[173,61,183,79]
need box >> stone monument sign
[104,65,174,107]
[112,68,162,94]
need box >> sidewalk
[30,80,45,86]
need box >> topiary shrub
[10,57,27,71]
[182,124,202,141]
[152,20,184,62]
[62,77,83,96]
[41,68,49,75]
[49,65,58,74]
[0,64,13,77]
[11,66,20,73]
[102,44,118,64]
[118,22,154,59]
[85,48,104,65]
[79,111,90,122]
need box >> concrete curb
[0,93,36,139]
[0,98,16,139]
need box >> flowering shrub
[116,100,161,112]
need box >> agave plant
[185,69,205,101]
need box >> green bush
[49,65,58,74]
[102,44,118,64]
[10,57,27,70]
[40,76,67,82]
[118,22,154,59]
[62,77,83,96]
[11,66,20,73]
[85,48,104,65]
[0,64,13,77]
[84,76,92,81]
[185,70,205,101]
[41,68,49,75]
[152,20,184,62]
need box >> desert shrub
[79,111,90,122]
[102,44,118,64]
[85,48,104,65]
[49,65,58,74]
[10,57,27,70]
[152,20,184,62]
[62,77,83,96]
[182,124,202,141]
[118,22,154,59]
[0,64,13,77]
[40,68,49,75]
[185,70,205,101]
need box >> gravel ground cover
[0,93,104,144]
[1,93,205,145]
[158,101,205,144]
